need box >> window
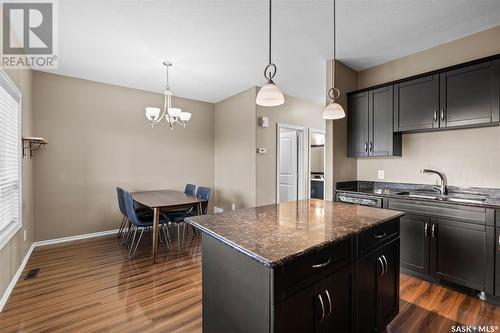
[0,70,22,249]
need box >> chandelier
[144,61,191,129]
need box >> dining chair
[117,187,152,241]
[185,183,196,196]
[123,191,172,259]
[195,186,211,214]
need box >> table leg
[152,207,159,263]
[198,202,203,215]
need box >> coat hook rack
[22,137,48,159]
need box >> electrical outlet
[23,229,26,241]
[378,170,385,180]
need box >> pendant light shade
[323,101,345,120]
[256,0,284,107]
[256,80,285,107]
[323,0,344,120]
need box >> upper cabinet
[394,75,439,132]
[348,55,500,157]
[348,86,401,157]
[440,60,500,128]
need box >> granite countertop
[336,181,500,209]
[186,199,404,267]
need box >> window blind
[0,70,21,249]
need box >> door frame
[276,123,306,203]
[308,128,326,199]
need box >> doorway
[277,124,306,203]
[309,129,326,200]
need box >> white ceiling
[42,0,500,104]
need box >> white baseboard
[0,242,35,312]
[0,228,119,312]
[33,229,119,247]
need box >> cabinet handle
[381,255,388,274]
[378,257,385,277]
[312,258,331,269]
[424,222,428,238]
[373,232,386,239]
[325,289,332,317]
[440,109,445,121]
[369,141,373,152]
[317,294,325,322]
[364,142,368,152]
[431,223,436,239]
[433,110,437,122]
[498,235,500,246]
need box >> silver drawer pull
[312,258,331,269]
[373,232,386,239]
[378,257,385,277]
[325,289,332,317]
[381,255,388,274]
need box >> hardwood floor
[0,233,499,332]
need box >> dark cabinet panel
[348,92,369,157]
[431,218,486,291]
[356,249,378,333]
[379,239,400,329]
[400,214,430,274]
[320,264,353,333]
[394,74,440,131]
[369,86,401,156]
[440,60,500,128]
[496,227,500,297]
[275,282,319,333]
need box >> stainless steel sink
[394,191,487,204]
[408,194,440,200]
[444,197,486,204]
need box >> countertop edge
[186,210,405,268]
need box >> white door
[279,129,299,202]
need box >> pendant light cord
[332,0,336,89]
[269,0,272,65]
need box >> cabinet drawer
[360,219,399,255]
[275,238,353,294]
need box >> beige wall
[32,71,214,241]
[0,69,34,302]
[214,87,257,210]
[256,94,325,206]
[326,60,359,197]
[356,26,500,188]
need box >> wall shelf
[22,137,47,158]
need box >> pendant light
[256,0,285,107]
[323,0,345,120]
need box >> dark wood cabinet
[440,60,500,128]
[400,213,430,274]
[275,282,319,333]
[320,264,353,333]
[348,87,401,157]
[348,92,369,157]
[388,199,495,295]
[356,238,400,332]
[431,218,487,291]
[394,74,439,132]
[495,227,500,297]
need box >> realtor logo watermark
[1,0,58,69]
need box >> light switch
[378,170,385,180]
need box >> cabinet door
[496,228,500,297]
[356,250,379,333]
[379,239,400,329]
[440,60,500,128]
[348,92,369,157]
[394,74,439,131]
[369,86,394,156]
[320,264,353,333]
[274,282,321,333]
[400,214,430,274]
[431,219,486,291]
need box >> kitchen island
[186,199,404,333]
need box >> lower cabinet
[275,264,353,333]
[389,199,494,294]
[357,238,400,332]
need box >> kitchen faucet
[420,169,448,195]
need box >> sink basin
[408,194,440,200]
[444,197,486,204]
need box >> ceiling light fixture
[255,0,284,107]
[323,0,345,120]
[145,61,191,129]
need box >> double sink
[394,190,487,204]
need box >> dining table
[132,189,207,263]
